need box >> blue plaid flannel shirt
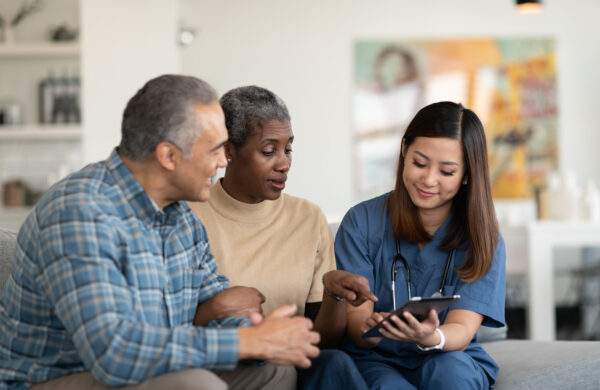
[0,149,248,389]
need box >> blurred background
[1,0,599,341]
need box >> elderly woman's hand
[322,270,378,306]
[193,286,266,326]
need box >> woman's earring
[462,177,468,185]
[227,158,232,163]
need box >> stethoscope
[391,240,454,311]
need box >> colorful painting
[353,39,557,201]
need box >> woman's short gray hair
[219,86,290,148]
[119,74,218,161]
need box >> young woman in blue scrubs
[335,101,506,390]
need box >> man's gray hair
[119,74,218,161]
[219,86,290,148]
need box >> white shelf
[0,124,82,141]
[0,42,80,58]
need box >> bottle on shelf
[548,171,581,221]
[543,171,560,220]
[0,100,23,126]
[38,69,56,124]
[582,179,600,223]
[38,68,81,125]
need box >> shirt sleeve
[306,210,337,303]
[453,235,506,328]
[37,208,241,387]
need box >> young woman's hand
[359,311,388,346]
[378,308,439,345]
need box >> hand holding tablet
[362,295,460,338]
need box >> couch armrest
[478,325,508,343]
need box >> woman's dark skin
[221,119,377,347]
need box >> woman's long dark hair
[386,101,499,282]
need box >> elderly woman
[189,86,375,389]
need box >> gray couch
[1,227,599,389]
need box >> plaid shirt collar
[106,148,185,226]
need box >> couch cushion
[478,325,508,342]
[485,340,600,389]
[0,228,17,288]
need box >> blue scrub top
[335,193,506,381]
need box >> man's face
[175,102,228,202]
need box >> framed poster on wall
[353,38,557,201]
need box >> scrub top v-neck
[334,192,506,381]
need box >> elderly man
[0,75,319,390]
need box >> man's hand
[193,286,265,326]
[238,304,320,369]
[323,270,378,306]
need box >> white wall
[180,0,600,219]
[81,0,181,163]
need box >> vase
[1,24,15,45]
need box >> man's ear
[154,142,181,171]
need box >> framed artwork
[353,38,557,201]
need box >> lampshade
[516,0,542,14]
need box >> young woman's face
[402,136,465,218]
[225,120,294,203]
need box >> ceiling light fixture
[178,26,196,46]
[516,0,542,14]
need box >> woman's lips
[268,179,286,191]
[417,187,436,198]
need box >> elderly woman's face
[225,120,294,203]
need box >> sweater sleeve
[306,209,337,303]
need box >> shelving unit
[0,40,82,229]
[0,0,82,232]
[0,124,81,141]
[0,40,81,136]
[0,42,79,58]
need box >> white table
[526,221,600,340]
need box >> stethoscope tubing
[391,240,454,311]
